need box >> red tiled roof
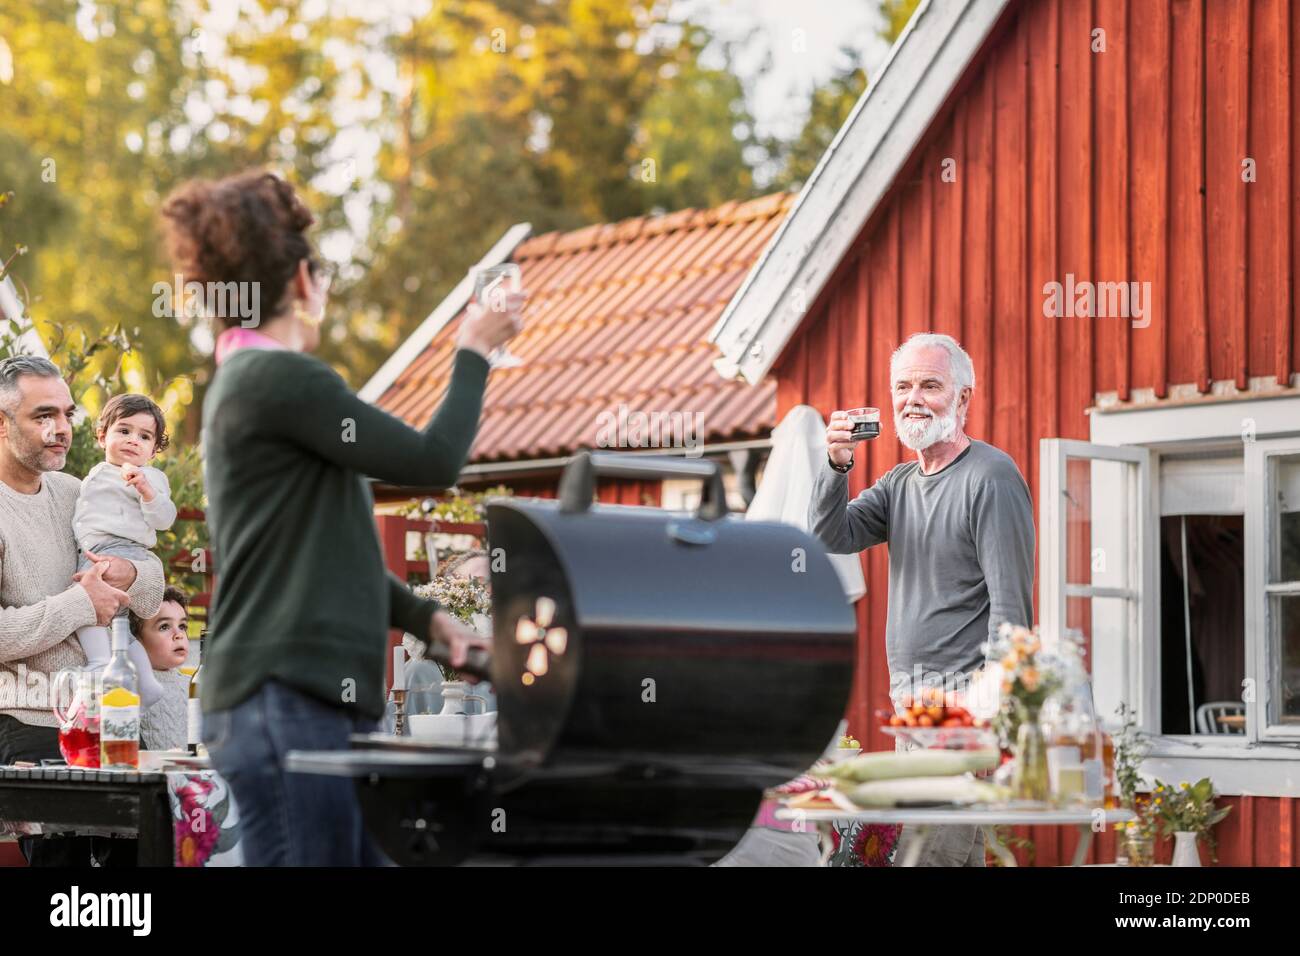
[374,192,793,463]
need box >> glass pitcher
[52,666,101,768]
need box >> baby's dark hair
[128,585,190,639]
[98,393,169,453]
[160,169,319,330]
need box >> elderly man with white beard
[808,333,1034,867]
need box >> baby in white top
[72,394,177,707]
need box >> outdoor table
[0,765,174,865]
[776,805,1136,867]
[0,757,241,867]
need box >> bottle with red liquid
[53,666,101,768]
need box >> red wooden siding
[774,0,1298,865]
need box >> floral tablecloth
[168,770,243,866]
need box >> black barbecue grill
[286,452,857,865]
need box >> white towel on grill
[745,404,866,603]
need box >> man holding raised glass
[808,333,1034,867]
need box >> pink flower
[855,823,901,866]
[172,774,222,866]
[174,810,219,866]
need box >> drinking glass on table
[471,263,524,369]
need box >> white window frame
[1039,439,1157,729]
[1072,393,1300,797]
[1246,437,1300,743]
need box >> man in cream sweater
[0,356,164,865]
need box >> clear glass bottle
[1043,644,1108,806]
[99,617,141,770]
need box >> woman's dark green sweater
[199,346,490,720]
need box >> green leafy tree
[766,0,921,192]
[767,48,868,192]
[634,32,760,212]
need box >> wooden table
[776,805,1136,867]
[0,765,174,866]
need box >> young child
[134,586,192,751]
[72,394,177,707]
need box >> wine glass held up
[459,263,526,368]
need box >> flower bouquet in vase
[982,623,1066,803]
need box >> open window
[1039,440,1158,729]
[1246,438,1300,742]
[1043,432,1300,746]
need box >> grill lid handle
[558,451,729,520]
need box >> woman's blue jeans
[202,680,392,866]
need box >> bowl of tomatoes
[880,690,995,751]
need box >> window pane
[1066,458,1130,589]
[1272,594,1300,725]
[1277,455,1300,582]
[1066,594,1131,728]
[1160,515,1245,735]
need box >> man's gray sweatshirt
[808,439,1035,683]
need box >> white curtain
[1159,456,1244,516]
[745,404,867,603]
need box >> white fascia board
[1091,393,1300,449]
[358,222,532,403]
[0,275,49,357]
[708,0,1012,385]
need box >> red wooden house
[710,0,1298,865]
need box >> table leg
[136,789,174,867]
[982,825,1017,867]
[1070,824,1094,867]
[897,824,931,867]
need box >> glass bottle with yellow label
[99,617,141,770]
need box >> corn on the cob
[849,775,1000,808]
[820,748,999,783]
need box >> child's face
[139,601,190,670]
[99,411,159,467]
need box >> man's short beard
[895,403,959,452]
[2,412,66,472]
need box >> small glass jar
[1125,830,1155,867]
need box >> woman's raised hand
[456,290,526,360]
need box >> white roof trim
[0,275,49,357]
[708,0,1012,385]
[358,222,532,403]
